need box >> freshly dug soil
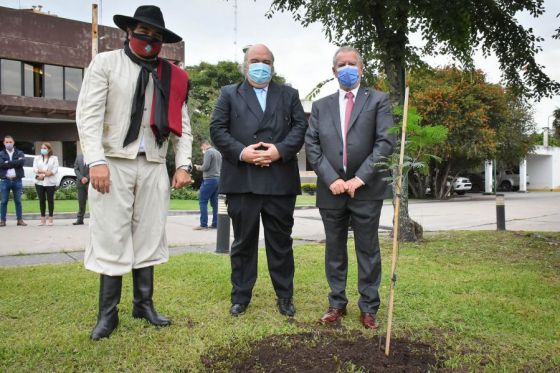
[203,330,440,372]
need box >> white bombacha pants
[84,156,170,276]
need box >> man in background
[0,135,27,227]
[194,139,222,230]
[73,153,89,225]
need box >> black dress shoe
[230,303,247,316]
[73,220,84,225]
[277,298,296,317]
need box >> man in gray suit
[73,153,89,225]
[306,46,395,329]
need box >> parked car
[450,176,472,195]
[22,154,77,188]
[425,176,472,196]
[497,169,530,192]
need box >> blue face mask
[337,65,360,89]
[40,149,48,156]
[248,63,272,84]
[4,144,14,151]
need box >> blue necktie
[256,89,266,111]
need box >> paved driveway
[0,192,558,262]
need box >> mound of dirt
[203,330,440,372]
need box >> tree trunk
[392,172,423,241]
[386,62,423,241]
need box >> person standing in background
[34,142,58,226]
[194,140,222,230]
[73,153,89,225]
[0,135,27,227]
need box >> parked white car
[22,154,77,188]
[450,176,472,195]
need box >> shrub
[301,183,317,195]
[170,187,198,200]
[54,186,78,200]
[23,187,37,200]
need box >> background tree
[552,107,560,139]
[268,0,559,240]
[409,67,535,199]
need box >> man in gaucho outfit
[76,5,193,340]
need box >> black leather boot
[132,266,171,326]
[90,274,122,341]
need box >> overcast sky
[2,0,558,129]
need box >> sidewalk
[2,192,559,268]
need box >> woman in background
[34,142,58,225]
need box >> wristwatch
[181,164,193,173]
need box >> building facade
[0,6,184,166]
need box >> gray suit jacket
[74,154,90,188]
[306,87,395,209]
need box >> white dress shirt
[5,149,16,178]
[338,85,360,176]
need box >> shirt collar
[338,85,360,100]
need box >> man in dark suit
[73,153,89,225]
[210,44,307,317]
[306,46,395,329]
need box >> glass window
[64,67,82,101]
[43,64,63,99]
[1,59,22,95]
[24,63,35,97]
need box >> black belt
[1,176,17,180]
[137,152,146,156]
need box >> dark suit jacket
[210,80,307,195]
[0,148,25,179]
[306,87,396,209]
[74,154,90,188]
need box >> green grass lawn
[7,194,317,214]
[1,231,558,371]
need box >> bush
[170,187,198,200]
[301,183,317,195]
[54,186,78,200]
[23,187,37,200]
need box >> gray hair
[242,44,275,72]
[332,46,363,67]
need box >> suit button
[339,151,343,156]
[268,136,272,140]
[253,135,257,139]
[339,168,344,172]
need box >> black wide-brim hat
[113,5,182,43]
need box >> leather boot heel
[132,266,171,326]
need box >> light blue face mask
[337,65,360,89]
[40,148,48,156]
[248,63,272,84]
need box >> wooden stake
[92,3,98,59]
[385,86,410,356]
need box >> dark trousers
[77,184,88,220]
[319,199,383,313]
[35,184,55,217]
[227,193,296,305]
[198,178,219,227]
[0,178,23,220]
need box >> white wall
[528,145,560,190]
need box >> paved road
[1,192,558,267]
